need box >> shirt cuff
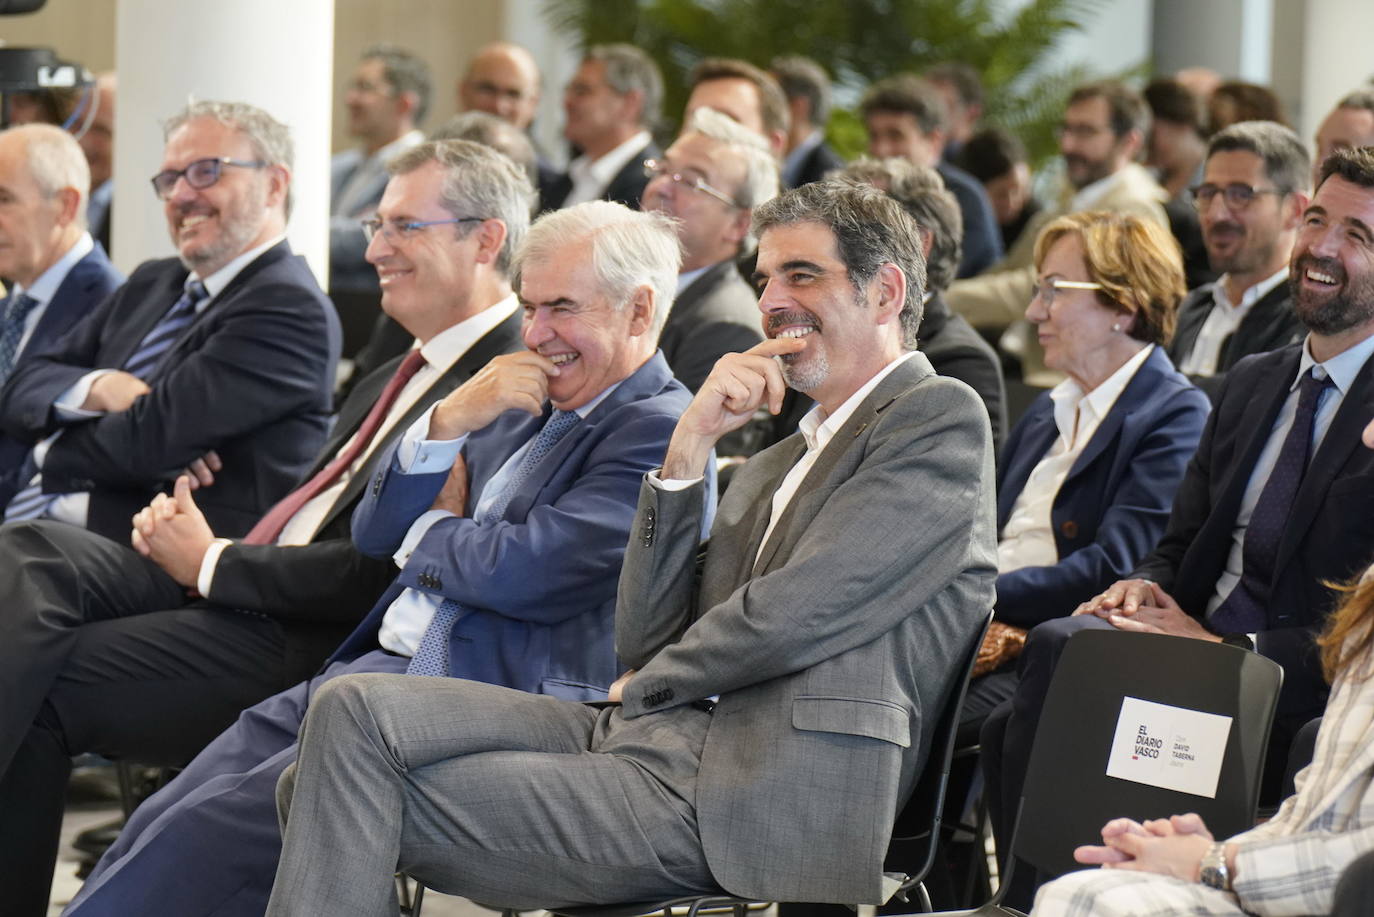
[649,469,703,492]
[393,509,455,568]
[53,369,116,421]
[395,403,468,473]
[197,537,234,598]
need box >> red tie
[241,348,429,546]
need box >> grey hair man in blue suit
[263,179,997,914]
[63,199,698,917]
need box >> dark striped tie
[124,280,209,380]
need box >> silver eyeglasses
[361,217,487,244]
[1031,278,1104,308]
[643,159,740,208]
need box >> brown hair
[1032,211,1185,345]
[1319,571,1374,683]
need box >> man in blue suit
[65,199,702,917]
[0,123,123,504]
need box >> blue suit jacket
[335,351,703,700]
[0,244,123,504]
[0,241,340,540]
[994,347,1210,627]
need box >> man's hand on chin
[130,475,217,589]
[661,337,805,480]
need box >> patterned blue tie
[0,292,41,386]
[406,408,582,677]
[124,280,209,380]
[1211,369,1334,633]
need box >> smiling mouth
[1306,268,1339,285]
[547,352,579,367]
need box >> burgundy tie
[241,348,428,546]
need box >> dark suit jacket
[542,141,660,211]
[335,351,696,700]
[1167,279,1303,401]
[617,355,995,903]
[788,139,844,188]
[658,259,763,392]
[1136,343,1374,725]
[995,347,1210,627]
[922,291,1007,454]
[937,160,1004,279]
[0,241,340,541]
[0,244,123,504]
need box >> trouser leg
[268,674,716,917]
[0,717,70,917]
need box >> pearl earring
[1112,322,1121,332]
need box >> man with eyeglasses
[0,99,344,914]
[61,196,700,917]
[1169,121,1310,399]
[330,44,431,293]
[946,81,1168,349]
[641,107,777,392]
[981,145,1374,911]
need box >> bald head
[459,42,541,131]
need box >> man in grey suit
[264,180,998,914]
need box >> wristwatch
[1219,632,1255,651]
[1199,842,1232,891]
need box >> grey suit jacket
[615,354,998,903]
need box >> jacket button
[372,472,382,496]
[431,574,442,589]
[1060,520,1079,539]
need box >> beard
[780,346,830,393]
[1290,255,1374,335]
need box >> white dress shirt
[998,345,1154,573]
[195,295,521,597]
[1178,267,1289,377]
[561,130,651,208]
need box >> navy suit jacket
[335,351,701,700]
[0,243,123,504]
[937,160,1003,278]
[1136,343,1374,725]
[0,241,340,541]
[995,347,1210,628]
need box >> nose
[364,226,393,264]
[1201,190,1232,223]
[167,174,199,205]
[1025,285,1049,323]
[522,308,555,347]
[1306,225,1342,258]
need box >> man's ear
[265,164,291,213]
[872,262,907,325]
[1282,188,1312,231]
[627,284,655,336]
[397,89,421,122]
[54,186,81,226]
[471,218,509,266]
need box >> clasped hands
[1072,578,1219,642]
[130,450,223,588]
[1075,813,1225,884]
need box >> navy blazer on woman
[994,346,1210,628]
[338,351,703,700]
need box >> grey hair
[836,157,961,293]
[512,200,682,340]
[388,139,534,277]
[429,111,538,197]
[163,100,294,216]
[681,106,779,208]
[361,42,433,126]
[10,123,90,228]
[586,44,663,129]
[1207,119,1312,193]
[753,180,927,349]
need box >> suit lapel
[1063,349,1170,487]
[1211,348,1301,530]
[1275,353,1374,573]
[751,358,931,576]
[997,405,1055,527]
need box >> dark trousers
[0,521,326,917]
[1334,849,1374,917]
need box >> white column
[1298,0,1374,143]
[1151,0,1273,84]
[110,0,333,283]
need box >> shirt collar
[677,264,711,293]
[196,234,287,300]
[570,129,651,188]
[1050,343,1154,443]
[798,351,921,452]
[416,293,520,372]
[14,232,94,304]
[1213,265,1289,312]
[1296,331,1374,395]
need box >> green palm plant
[542,0,1110,166]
